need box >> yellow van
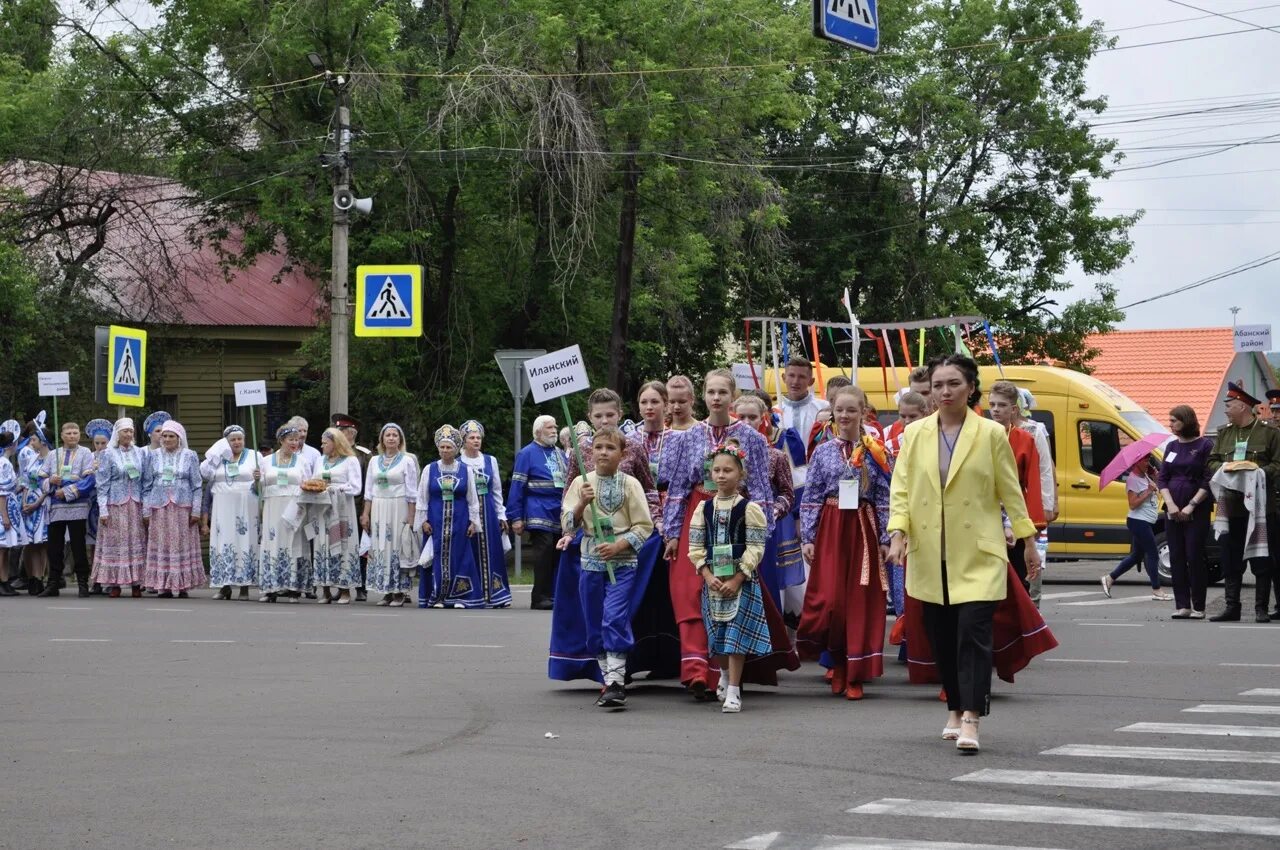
[763,364,1198,572]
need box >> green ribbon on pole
[559,395,615,584]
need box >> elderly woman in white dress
[360,423,419,607]
[314,427,362,604]
[201,425,261,601]
[257,423,313,603]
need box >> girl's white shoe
[722,693,741,713]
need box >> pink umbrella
[1098,431,1171,490]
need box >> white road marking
[726,835,1066,850]
[48,638,110,643]
[457,614,512,619]
[1185,704,1280,716]
[146,608,193,613]
[955,768,1280,797]
[1222,663,1280,668]
[1121,722,1280,738]
[171,640,236,644]
[1044,744,1280,765]
[1059,596,1159,607]
[1242,689,1280,697]
[1040,591,1098,601]
[1220,625,1280,630]
[1044,658,1129,664]
[1074,622,1143,627]
[432,644,504,649]
[47,606,91,611]
[846,798,1280,837]
[298,641,366,646]
[350,613,396,618]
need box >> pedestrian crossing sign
[107,325,147,407]
[356,265,423,338]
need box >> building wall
[154,326,312,451]
[1205,352,1277,435]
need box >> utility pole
[310,52,351,416]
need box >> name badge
[377,471,389,488]
[226,462,240,480]
[124,462,140,480]
[1164,451,1177,463]
[649,460,659,480]
[60,464,73,479]
[838,478,860,510]
[552,470,566,489]
[1234,440,1249,462]
[441,477,455,503]
[791,463,808,489]
[711,543,736,578]
[276,470,288,487]
[702,458,715,492]
[162,469,176,486]
[475,473,489,496]
[594,515,616,543]
[322,469,332,482]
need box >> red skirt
[797,502,886,691]
[903,564,1058,685]
[671,489,798,687]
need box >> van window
[1078,420,1121,477]
[1030,411,1055,464]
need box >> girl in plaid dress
[690,443,770,714]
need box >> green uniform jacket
[1208,418,1280,515]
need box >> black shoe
[0,581,17,597]
[157,590,174,599]
[304,591,317,600]
[1209,609,1241,622]
[10,577,26,591]
[356,589,367,602]
[532,598,554,611]
[37,582,59,598]
[77,584,90,599]
[1257,611,1272,624]
[27,578,43,596]
[89,583,104,596]
[598,683,626,708]
[217,586,232,600]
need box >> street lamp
[1230,306,1240,328]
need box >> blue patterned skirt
[702,579,773,657]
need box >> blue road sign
[814,0,879,53]
[355,264,423,337]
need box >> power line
[1164,0,1280,36]
[1119,251,1280,309]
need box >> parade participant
[18,418,51,595]
[0,432,22,596]
[83,418,113,592]
[362,423,419,607]
[908,366,934,411]
[662,369,789,699]
[887,354,1041,753]
[630,381,671,515]
[142,411,171,452]
[550,391,662,683]
[285,415,322,470]
[1159,405,1214,619]
[884,391,929,457]
[666,375,698,431]
[333,413,371,601]
[559,427,655,707]
[91,418,147,598]
[689,443,771,714]
[1267,389,1280,429]
[1207,381,1280,622]
[732,394,803,612]
[509,414,564,610]
[140,421,204,599]
[417,425,482,608]
[459,420,513,608]
[798,386,892,700]
[806,375,850,457]
[1268,389,1280,618]
[313,428,362,604]
[39,422,96,598]
[257,424,313,603]
[779,357,828,450]
[1013,388,1056,607]
[989,381,1046,591]
[200,426,259,601]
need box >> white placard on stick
[1234,324,1273,353]
[234,380,268,407]
[524,345,590,403]
[38,371,71,397]
[732,363,764,391]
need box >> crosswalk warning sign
[107,325,147,407]
[355,265,423,338]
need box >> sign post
[813,0,880,52]
[234,380,268,521]
[106,325,147,408]
[1233,324,1273,353]
[495,349,546,581]
[37,371,71,438]
[522,345,615,583]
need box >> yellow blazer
[888,409,1036,605]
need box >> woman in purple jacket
[1159,405,1215,620]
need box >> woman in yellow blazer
[886,355,1041,753]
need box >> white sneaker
[1151,591,1173,601]
[258,593,272,603]
[722,693,741,713]
[716,680,727,702]
[1190,610,1205,619]
[1100,575,1113,598]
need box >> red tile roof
[3,161,325,327]
[1084,327,1237,427]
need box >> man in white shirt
[778,357,829,446]
[1015,388,1057,607]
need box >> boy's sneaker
[722,692,741,713]
[598,683,626,708]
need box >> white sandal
[956,717,980,753]
[942,726,961,741]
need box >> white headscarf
[159,420,189,452]
[108,417,136,450]
[532,415,557,446]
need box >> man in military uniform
[1207,382,1280,622]
[1266,390,1280,429]
[1265,389,1280,616]
[333,414,371,602]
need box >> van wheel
[1156,532,1224,586]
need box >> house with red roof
[1083,327,1276,435]
[3,161,326,450]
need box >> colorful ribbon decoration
[809,323,823,397]
[983,320,1005,377]
[899,327,913,370]
[744,320,761,388]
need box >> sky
[1070,0,1280,335]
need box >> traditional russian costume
[364,425,419,599]
[140,422,205,593]
[91,419,147,590]
[691,494,772,657]
[459,420,513,607]
[200,426,260,590]
[313,453,362,592]
[257,443,313,596]
[417,425,485,608]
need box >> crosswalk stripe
[1040,591,1097,601]
[1242,688,1280,697]
[955,768,1280,797]
[847,798,1280,837]
[1184,704,1280,716]
[1058,596,1156,607]
[1121,722,1280,738]
[726,835,1065,850]
[1043,744,1280,765]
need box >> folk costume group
[546,357,1058,751]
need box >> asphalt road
[1,579,1276,850]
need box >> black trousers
[528,530,559,606]
[1221,514,1273,614]
[48,519,89,586]
[922,598,998,716]
[1167,509,1210,612]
